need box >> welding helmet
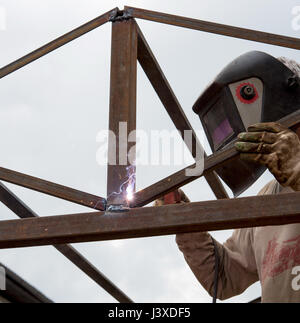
[193,51,300,196]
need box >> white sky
[0,0,299,303]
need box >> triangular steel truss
[1,6,300,303]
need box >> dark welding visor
[193,51,300,196]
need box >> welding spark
[106,165,136,203]
[124,165,135,201]
[126,185,134,201]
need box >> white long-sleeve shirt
[176,180,300,302]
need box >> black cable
[211,237,220,303]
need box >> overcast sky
[0,0,299,303]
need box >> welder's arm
[155,189,259,300]
[235,122,300,191]
[176,228,259,300]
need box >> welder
[155,52,300,302]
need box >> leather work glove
[234,122,300,191]
[154,189,190,206]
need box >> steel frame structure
[1,6,300,303]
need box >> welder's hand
[154,189,190,206]
[235,122,300,191]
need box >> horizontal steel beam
[136,22,228,200]
[0,8,117,79]
[0,166,106,211]
[130,109,300,207]
[126,6,300,49]
[0,182,132,303]
[1,191,300,248]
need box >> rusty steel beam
[0,166,106,211]
[0,182,132,303]
[130,109,300,207]
[0,8,118,79]
[1,191,300,248]
[0,181,38,219]
[126,6,300,50]
[136,22,228,200]
[107,19,137,205]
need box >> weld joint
[109,8,133,22]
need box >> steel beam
[126,6,300,49]
[107,19,137,205]
[1,191,300,248]
[0,166,106,211]
[136,22,228,200]
[0,181,38,219]
[0,182,132,303]
[0,8,118,79]
[130,109,300,207]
